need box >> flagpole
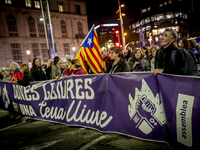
[80,24,95,46]
[46,0,56,57]
[40,0,50,59]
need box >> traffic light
[115,30,119,34]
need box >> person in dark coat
[31,58,46,81]
[105,47,130,73]
[154,28,186,76]
[17,64,33,87]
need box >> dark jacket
[31,67,46,81]
[17,71,33,87]
[155,43,186,75]
[106,58,130,73]
[128,58,149,72]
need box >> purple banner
[0,73,200,149]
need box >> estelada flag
[79,25,104,74]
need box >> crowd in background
[0,28,200,87]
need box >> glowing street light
[72,47,76,57]
[26,49,30,62]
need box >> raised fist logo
[128,79,166,134]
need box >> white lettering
[75,79,84,99]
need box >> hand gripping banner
[0,73,200,149]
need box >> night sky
[85,0,141,29]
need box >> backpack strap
[171,50,176,67]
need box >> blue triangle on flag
[80,26,94,48]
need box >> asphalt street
[0,109,171,150]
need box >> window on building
[37,18,45,37]
[157,14,164,21]
[180,12,182,17]
[145,17,150,24]
[11,44,22,62]
[28,17,36,37]
[185,14,187,19]
[58,2,63,12]
[175,12,179,17]
[136,21,140,27]
[75,5,81,14]
[5,0,12,4]
[63,43,70,55]
[159,3,163,7]
[7,14,18,36]
[147,7,151,11]
[166,12,173,19]
[151,15,156,21]
[142,9,146,13]
[175,19,178,25]
[78,22,83,34]
[25,0,32,7]
[31,43,39,58]
[41,43,48,62]
[164,2,167,5]
[61,20,68,38]
[34,1,40,9]
[132,23,136,29]
[168,0,172,4]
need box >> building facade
[129,0,194,46]
[0,0,88,67]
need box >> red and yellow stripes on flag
[75,48,88,74]
[81,30,104,74]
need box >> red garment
[63,68,85,76]
[9,70,23,82]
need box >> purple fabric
[135,59,143,70]
[1,73,200,149]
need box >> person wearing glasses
[154,28,186,76]
[105,47,130,74]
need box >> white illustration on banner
[2,84,10,109]
[128,79,166,134]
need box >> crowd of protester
[0,28,200,87]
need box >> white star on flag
[87,38,92,47]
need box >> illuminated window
[136,21,140,27]
[145,17,150,24]
[152,29,158,35]
[147,7,151,11]
[25,0,32,7]
[61,20,68,38]
[166,12,173,19]
[168,0,172,4]
[41,43,48,62]
[142,9,146,13]
[151,15,156,21]
[180,12,182,17]
[32,43,39,58]
[159,3,163,7]
[28,17,36,37]
[175,12,179,17]
[7,14,18,36]
[5,0,12,4]
[58,2,63,12]
[157,14,164,21]
[185,14,187,19]
[132,23,135,28]
[164,2,167,5]
[140,20,144,25]
[34,1,40,9]
[11,44,22,62]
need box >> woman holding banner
[55,58,68,79]
[9,62,23,82]
[128,49,149,72]
[63,59,85,77]
[105,47,130,73]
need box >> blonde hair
[21,64,29,72]
[150,45,159,52]
[10,62,19,69]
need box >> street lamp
[72,47,76,57]
[26,49,30,62]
